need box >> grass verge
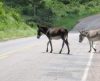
[0,27,36,41]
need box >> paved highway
[0,14,100,81]
[0,32,98,81]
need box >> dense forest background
[0,0,100,40]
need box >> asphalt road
[0,14,100,81]
[0,32,98,81]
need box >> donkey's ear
[83,31,88,36]
[79,31,82,34]
[79,31,81,33]
[85,31,89,36]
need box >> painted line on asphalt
[0,44,34,60]
[0,55,8,59]
[0,39,46,60]
[81,45,95,81]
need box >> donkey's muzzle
[79,40,82,43]
[37,36,40,39]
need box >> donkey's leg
[91,41,96,52]
[62,37,70,54]
[88,41,92,52]
[59,41,64,54]
[49,39,53,53]
[46,41,50,52]
[65,39,70,54]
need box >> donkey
[79,29,100,52]
[37,24,70,54]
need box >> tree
[4,0,54,26]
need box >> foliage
[3,0,100,26]
[0,0,100,40]
[0,2,35,41]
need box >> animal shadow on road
[94,51,100,54]
[53,52,72,55]
[42,52,72,55]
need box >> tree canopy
[2,0,100,26]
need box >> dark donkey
[37,24,70,54]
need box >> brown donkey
[37,24,70,54]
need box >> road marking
[81,45,95,81]
[0,40,46,60]
[0,55,8,59]
[0,44,34,60]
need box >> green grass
[0,13,99,41]
[54,13,100,30]
[54,16,79,30]
[0,15,36,41]
[0,28,36,41]
[0,3,36,41]
[0,1,100,41]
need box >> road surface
[0,14,100,81]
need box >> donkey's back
[88,29,100,41]
[47,27,68,40]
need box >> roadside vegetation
[0,0,100,41]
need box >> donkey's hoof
[67,52,71,55]
[94,49,96,52]
[59,51,61,54]
[50,51,52,53]
[67,51,70,54]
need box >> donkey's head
[79,31,88,42]
[37,24,48,39]
[37,25,42,39]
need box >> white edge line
[81,45,95,81]
[0,44,34,58]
